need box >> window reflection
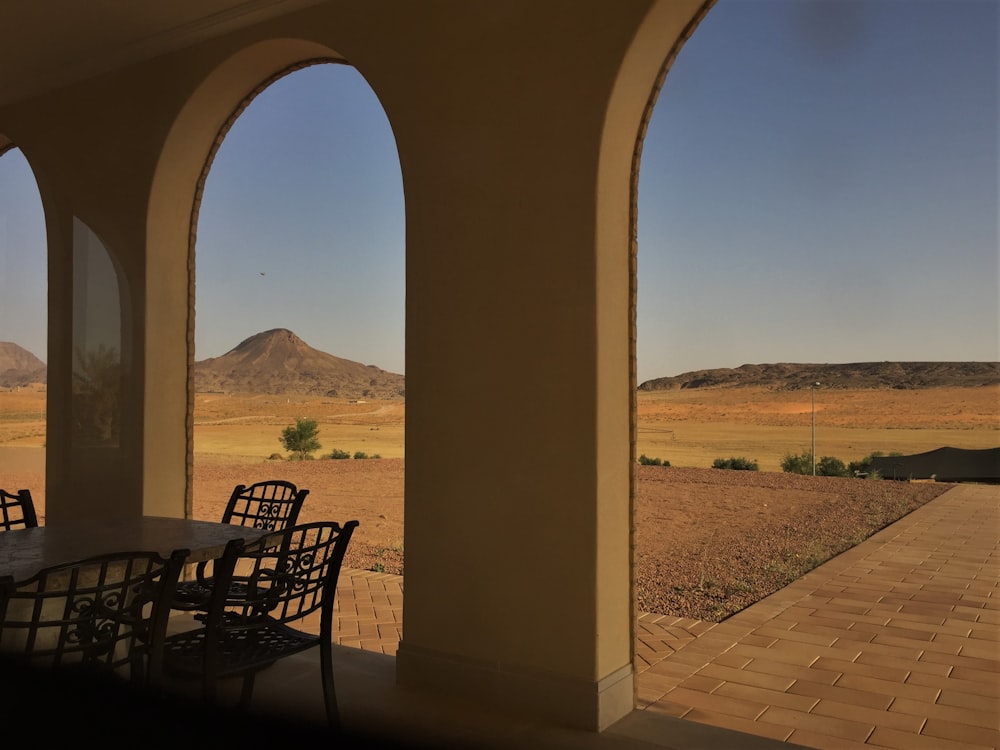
[71,218,122,446]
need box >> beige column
[372,0,707,729]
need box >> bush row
[637,450,903,478]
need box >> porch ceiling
[0,0,325,108]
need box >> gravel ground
[633,465,951,620]
[4,456,952,622]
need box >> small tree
[280,417,321,460]
[780,450,813,475]
[816,455,849,477]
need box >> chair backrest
[0,548,188,682]
[0,488,39,531]
[210,521,358,630]
[221,480,308,531]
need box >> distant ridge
[638,362,1000,392]
[0,342,45,387]
[194,329,404,398]
[3,338,996,396]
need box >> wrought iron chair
[162,520,358,727]
[172,480,309,611]
[0,548,188,686]
[0,488,39,531]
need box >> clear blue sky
[1,0,997,383]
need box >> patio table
[0,516,266,581]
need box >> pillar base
[395,641,634,732]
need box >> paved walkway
[331,483,999,749]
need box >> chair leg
[320,639,339,728]
[239,672,256,708]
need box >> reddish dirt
[191,457,952,622]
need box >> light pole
[811,382,821,476]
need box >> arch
[0,140,48,467]
[146,38,352,517]
[0,140,48,367]
[592,0,713,684]
[145,37,403,520]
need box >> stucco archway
[145,39,360,518]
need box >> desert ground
[0,384,995,620]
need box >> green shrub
[780,450,813,474]
[353,451,368,459]
[712,456,758,471]
[816,455,850,477]
[326,448,351,459]
[638,454,669,466]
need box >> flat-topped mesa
[638,361,1000,392]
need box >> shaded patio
[293,483,996,748]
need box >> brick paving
[332,483,999,749]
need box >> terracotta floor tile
[867,725,994,750]
[753,625,838,647]
[921,717,1000,747]
[945,638,1000,660]
[969,625,999,641]
[639,699,691,719]
[712,681,818,712]
[756,705,874,742]
[889,696,1000,730]
[784,728,873,750]
[872,632,962,654]
[785,680,893,710]
[811,656,909,682]
[919,648,999,672]
[887,608,947,626]
[897,601,960,618]
[935,687,1000,714]
[834,673,940,703]
[678,709,794,742]
[660,686,767,720]
[742,658,842,685]
[697,662,795,691]
[904,669,1000,700]
[675,673,724,694]
[810,697,924,733]
[711,651,752,669]
[738,633,779,648]
[949,664,1000,684]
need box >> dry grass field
[637,385,998,471]
[3,384,994,465]
[1,384,995,620]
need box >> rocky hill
[638,361,999,392]
[194,328,404,399]
[0,342,45,387]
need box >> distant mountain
[0,342,46,386]
[638,362,1000,392]
[194,328,405,398]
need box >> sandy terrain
[1,384,991,621]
